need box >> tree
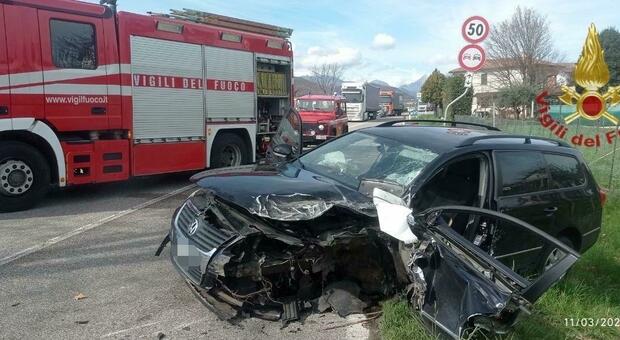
[421,69,446,115]
[311,64,345,95]
[442,75,473,119]
[600,27,620,85]
[487,7,559,88]
[496,84,537,118]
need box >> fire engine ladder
[149,9,293,38]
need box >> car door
[265,108,303,163]
[38,10,109,131]
[492,150,557,274]
[543,152,596,247]
[407,206,579,339]
[334,101,348,135]
[0,4,9,118]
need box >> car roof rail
[376,119,501,131]
[458,135,572,147]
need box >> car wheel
[210,133,250,168]
[540,236,574,273]
[0,142,51,212]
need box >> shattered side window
[299,132,437,189]
[434,210,566,280]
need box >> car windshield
[298,132,438,190]
[342,92,362,103]
[379,96,391,104]
[297,100,335,111]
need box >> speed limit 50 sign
[461,16,490,43]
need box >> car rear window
[495,151,548,196]
[544,153,586,189]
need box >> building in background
[449,59,573,117]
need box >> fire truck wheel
[0,142,51,212]
[210,133,250,169]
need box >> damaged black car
[157,111,601,339]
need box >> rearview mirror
[267,108,303,164]
[272,144,293,159]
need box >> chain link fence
[454,115,619,192]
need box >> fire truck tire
[210,133,250,169]
[0,142,51,212]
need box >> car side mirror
[272,143,294,159]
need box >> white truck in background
[341,82,380,121]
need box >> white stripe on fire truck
[0,85,133,95]
[0,64,131,88]
[1,85,44,94]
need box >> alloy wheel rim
[222,145,242,167]
[0,160,34,196]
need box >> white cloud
[298,46,362,71]
[372,33,396,50]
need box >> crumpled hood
[191,163,376,221]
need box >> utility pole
[444,72,472,121]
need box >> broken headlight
[187,189,211,211]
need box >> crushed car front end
[167,175,407,322]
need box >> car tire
[540,236,574,274]
[210,133,250,169]
[0,142,50,212]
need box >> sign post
[461,16,490,44]
[446,16,490,121]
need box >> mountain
[294,76,417,101]
[399,75,427,97]
[369,80,390,87]
[370,80,414,101]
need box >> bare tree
[487,7,561,89]
[311,63,345,95]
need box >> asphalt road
[0,118,397,340]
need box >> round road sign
[458,44,486,72]
[461,16,489,43]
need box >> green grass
[380,117,620,340]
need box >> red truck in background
[0,0,294,212]
[296,95,348,145]
[379,90,405,116]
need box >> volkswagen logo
[188,219,199,236]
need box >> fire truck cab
[0,0,294,212]
[296,95,348,145]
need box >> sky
[92,0,619,86]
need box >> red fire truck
[0,0,294,212]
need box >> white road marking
[0,184,196,267]
[101,321,161,338]
[101,317,210,338]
